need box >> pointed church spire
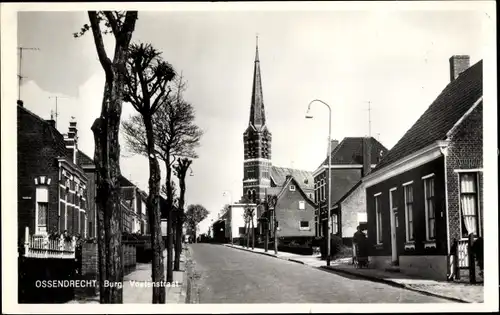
[249,35,265,127]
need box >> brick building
[267,175,316,239]
[77,150,148,236]
[362,56,483,280]
[17,102,88,249]
[313,137,388,239]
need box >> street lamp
[306,99,332,266]
[223,190,233,245]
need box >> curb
[184,246,198,304]
[224,244,471,304]
[319,266,470,304]
[223,244,308,266]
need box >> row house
[77,145,148,236]
[120,175,149,234]
[17,102,89,250]
[313,137,388,242]
[266,175,316,240]
[363,56,483,280]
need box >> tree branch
[88,11,112,80]
[103,11,120,37]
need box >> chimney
[64,119,78,164]
[362,137,372,177]
[46,120,56,128]
[449,55,470,82]
[329,139,339,156]
[17,100,24,107]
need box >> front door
[389,188,399,265]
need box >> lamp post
[223,190,233,245]
[306,99,332,266]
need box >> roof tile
[374,59,482,171]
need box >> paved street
[189,244,452,303]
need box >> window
[298,201,305,210]
[36,186,49,234]
[404,184,414,242]
[460,173,479,238]
[321,179,325,201]
[300,221,310,230]
[289,185,296,191]
[331,213,338,234]
[37,203,48,234]
[65,193,69,231]
[375,194,382,244]
[424,176,436,240]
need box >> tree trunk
[251,215,255,250]
[246,218,250,248]
[92,73,125,303]
[165,160,174,283]
[274,210,278,254]
[144,114,165,304]
[174,174,186,271]
[95,171,107,302]
[88,10,137,304]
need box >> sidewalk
[67,248,187,304]
[224,243,483,303]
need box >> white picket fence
[23,227,76,259]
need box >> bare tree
[75,11,137,304]
[121,42,175,303]
[173,158,192,270]
[122,74,202,283]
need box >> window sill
[424,241,437,249]
[404,242,416,251]
[299,227,311,231]
[374,243,383,250]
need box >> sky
[16,7,489,235]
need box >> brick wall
[275,181,316,238]
[18,107,61,245]
[339,183,366,239]
[366,157,447,257]
[81,243,137,276]
[315,168,362,236]
[446,102,483,246]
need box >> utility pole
[17,47,40,101]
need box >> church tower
[242,37,272,203]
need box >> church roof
[248,37,266,128]
[271,166,314,190]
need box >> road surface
[188,244,451,303]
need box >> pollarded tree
[122,42,176,304]
[173,158,192,270]
[75,11,138,304]
[122,74,202,282]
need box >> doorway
[389,188,399,265]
